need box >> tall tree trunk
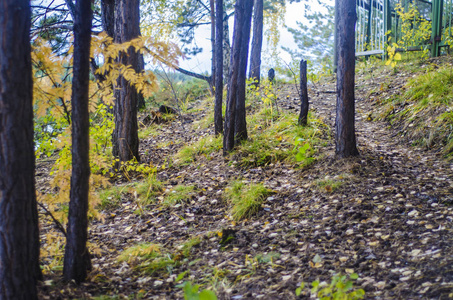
[63,0,93,283]
[210,0,216,87]
[223,0,253,153]
[101,0,115,37]
[335,0,359,158]
[249,0,263,85]
[214,0,224,135]
[223,7,231,84]
[112,0,141,163]
[223,1,244,153]
[234,0,253,143]
[0,0,41,298]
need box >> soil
[37,65,453,299]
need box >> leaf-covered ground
[38,62,453,299]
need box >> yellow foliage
[34,31,182,270]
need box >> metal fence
[354,0,453,57]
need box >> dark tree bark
[234,0,253,143]
[335,0,359,157]
[214,0,224,135]
[210,0,216,87]
[249,0,263,85]
[298,59,309,126]
[112,0,141,163]
[101,0,115,37]
[63,0,93,283]
[223,0,253,153]
[0,0,41,298]
[101,0,145,110]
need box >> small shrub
[180,281,217,300]
[296,273,365,299]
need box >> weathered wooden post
[298,59,309,126]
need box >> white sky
[178,1,306,74]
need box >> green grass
[117,243,177,274]
[134,175,163,206]
[98,185,128,209]
[178,236,202,257]
[117,236,205,276]
[234,108,328,167]
[315,177,344,193]
[138,124,160,139]
[224,180,272,221]
[173,135,222,165]
[377,63,453,156]
[163,184,196,207]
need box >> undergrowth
[236,109,328,167]
[377,62,453,157]
[163,184,197,207]
[174,135,222,165]
[224,180,273,221]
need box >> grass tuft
[224,180,272,221]
[234,109,328,167]
[174,135,222,165]
[134,175,163,206]
[163,184,196,207]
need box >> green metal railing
[353,0,453,58]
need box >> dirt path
[38,75,453,299]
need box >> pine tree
[0,0,41,298]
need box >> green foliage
[224,180,272,221]
[294,138,314,166]
[386,3,431,67]
[283,0,334,71]
[163,184,196,207]
[181,281,218,300]
[296,273,365,299]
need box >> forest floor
[38,60,453,299]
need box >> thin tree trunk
[223,7,231,84]
[224,0,253,153]
[210,0,216,87]
[223,1,245,153]
[137,55,146,110]
[335,0,359,157]
[298,59,309,126]
[234,0,254,144]
[112,0,141,163]
[0,0,41,298]
[214,0,224,135]
[249,0,263,85]
[63,0,93,283]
